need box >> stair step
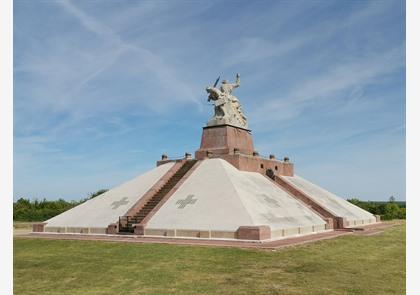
[160,188,173,191]
[145,202,160,205]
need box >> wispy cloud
[57,0,199,106]
[250,45,405,128]
[15,0,201,134]
[221,0,398,70]
[59,0,121,43]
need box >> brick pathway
[17,222,397,250]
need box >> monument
[196,73,254,159]
[33,74,379,241]
[206,73,247,129]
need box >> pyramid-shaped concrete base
[37,157,378,242]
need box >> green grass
[14,222,405,295]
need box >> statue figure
[220,74,240,95]
[205,73,248,129]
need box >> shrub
[13,189,108,222]
[347,197,405,220]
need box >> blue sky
[14,0,405,201]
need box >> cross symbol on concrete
[261,212,279,222]
[111,197,129,209]
[262,194,280,208]
[176,194,197,209]
[261,212,295,223]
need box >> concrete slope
[281,175,376,225]
[44,162,175,233]
[146,159,326,238]
[146,158,254,232]
[238,172,326,230]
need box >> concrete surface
[44,162,175,231]
[146,159,326,234]
[282,175,376,224]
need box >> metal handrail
[167,155,186,160]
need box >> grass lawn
[14,221,405,295]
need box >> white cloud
[15,0,201,135]
[221,0,396,69]
[57,0,198,104]
[250,45,405,128]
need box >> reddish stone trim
[195,125,254,158]
[106,223,118,234]
[123,161,185,218]
[32,223,46,232]
[27,221,398,248]
[133,224,145,235]
[336,217,346,229]
[140,160,202,227]
[194,124,294,176]
[325,218,334,230]
[210,154,294,176]
[24,230,352,248]
[237,225,271,240]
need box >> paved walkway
[16,221,397,250]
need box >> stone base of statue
[195,124,294,176]
[207,115,247,130]
[195,124,254,159]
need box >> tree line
[13,190,405,222]
[13,189,108,222]
[347,196,406,220]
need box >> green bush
[347,197,405,220]
[13,189,108,222]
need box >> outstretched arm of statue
[234,73,240,88]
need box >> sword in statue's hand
[213,76,220,88]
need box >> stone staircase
[272,175,341,229]
[119,160,197,233]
